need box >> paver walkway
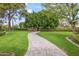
[25,32,67,56]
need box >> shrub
[69,34,79,44]
[76,27,79,33]
[0,31,6,36]
[55,26,71,31]
[2,25,8,31]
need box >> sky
[26,3,43,13]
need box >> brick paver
[25,32,67,56]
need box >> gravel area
[25,32,67,56]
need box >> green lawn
[0,31,28,56]
[38,32,79,56]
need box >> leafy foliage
[43,3,79,33]
[0,3,26,31]
[25,10,59,31]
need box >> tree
[66,3,79,33]
[42,3,68,19]
[43,3,79,33]
[0,3,26,31]
[25,10,59,31]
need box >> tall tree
[66,3,79,33]
[43,3,79,33]
[0,3,26,31]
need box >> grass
[38,32,79,56]
[0,31,28,56]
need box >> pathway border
[66,37,79,47]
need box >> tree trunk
[12,19,14,30]
[71,25,77,34]
[8,19,11,31]
[8,14,12,31]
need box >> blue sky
[26,3,43,13]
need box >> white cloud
[27,9,33,13]
[25,3,33,13]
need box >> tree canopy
[43,3,79,33]
[24,10,59,31]
[0,3,26,31]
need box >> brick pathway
[25,32,67,56]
